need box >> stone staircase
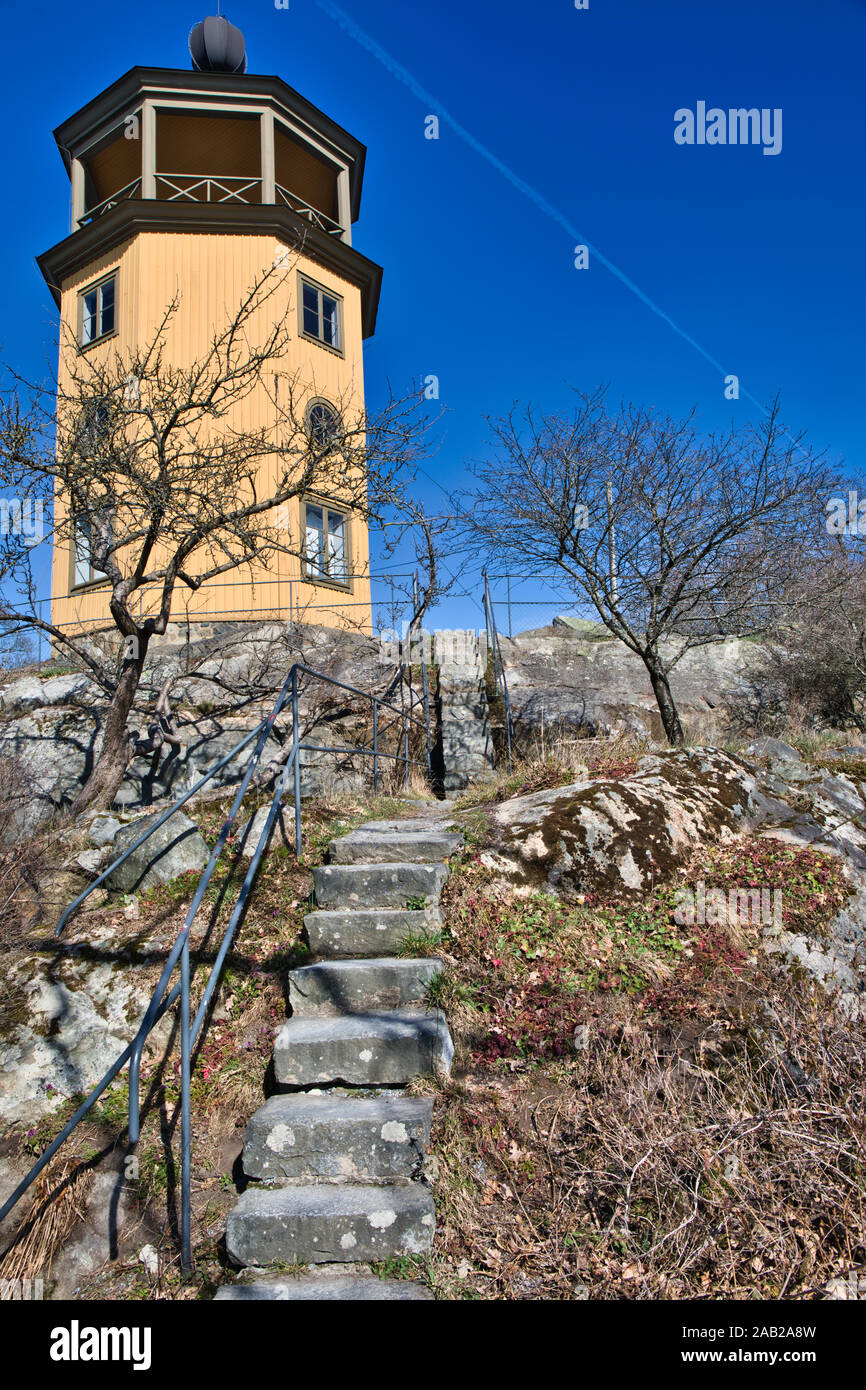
[434,630,495,795]
[217,812,461,1301]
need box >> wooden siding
[50,229,372,637]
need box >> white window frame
[71,512,110,589]
[302,498,350,589]
[79,273,117,348]
[298,274,342,354]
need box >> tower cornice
[36,199,383,337]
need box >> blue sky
[1,0,864,634]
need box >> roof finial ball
[189,14,248,73]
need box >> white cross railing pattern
[75,175,346,238]
[155,172,263,204]
[275,182,344,237]
[78,178,143,226]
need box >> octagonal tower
[39,18,381,637]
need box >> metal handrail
[0,659,431,1271]
[54,719,271,937]
[482,571,514,772]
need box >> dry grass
[0,1155,94,1283]
[0,758,51,947]
[464,721,866,814]
[453,732,649,810]
[422,835,866,1300]
[428,996,866,1299]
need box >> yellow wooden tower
[39,15,380,636]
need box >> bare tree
[0,621,34,671]
[456,388,839,743]
[733,538,866,733]
[382,500,453,637]
[0,260,428,810]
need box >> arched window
[306,399,341,449]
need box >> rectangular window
[303,500,348,586]
[299,276,341,351]
[72,513,110,587]
[80,275,116,346]
[73,516,94,587]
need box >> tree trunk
[72,638,149,814]
[643,652,685,745]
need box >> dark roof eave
[52,66,367,222]
[36,200,382,338]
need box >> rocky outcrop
[501,625,766,743]
[104,810,210,895]
[0,919,167,1124]
[481,748,764,895]
[0,672,102,717]
[0,622,409,838]
[464,745,866,1016]
[479,746,866,896]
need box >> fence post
[403,714,410,789]
[291,666,302,856]
[372,700,379,793]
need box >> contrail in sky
[315,0,751,396]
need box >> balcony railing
[275,183,344,237]
[76,173,345,238]
[155,172,263,204]
[78,178,142,227]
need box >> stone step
[273,1009,453,1086]
[225,1182,436,1267]
[440,692,489,716]
[327,830,463,865]
[242,1093,433,1183]
[313,862,448,911]
[215,1274,433,1301]
[357,818,454,835]
[289,957,443,1016]
[304,907,442,958]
